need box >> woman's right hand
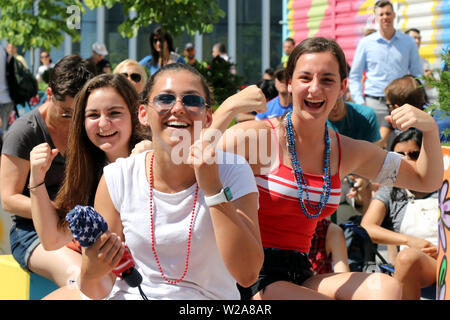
[406,235,435,251]
[82,231,124,281]
[29,143,59,186]
[220,85,267,115]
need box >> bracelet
[28,181,45,190]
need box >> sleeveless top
[255,119,342,253]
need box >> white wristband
[372,151,402,186]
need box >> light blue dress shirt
[349,31,424,105]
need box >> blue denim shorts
[9,220,40,271]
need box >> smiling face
[84,87,132,162]
[288,51,347,122]
[139,69,212,150]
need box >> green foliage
[201,57,243,107]
[84,0,225,38]
[0,0,83,51]
[422,48,450,144]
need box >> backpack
[339,215,394,275]
[5,50,38,106]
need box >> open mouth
[304,99,325,109]
[164,121,190,129]
[98,131,118,137]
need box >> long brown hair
[54,73,147,227]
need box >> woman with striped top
[212,37,443,299]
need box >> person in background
[361,128,438,300]
[88,43,111,75]
[349,0,423,147]
[113,59,148,94]
[0,55,94,288]
[255,68,292,120]
[7,43,28,69]
[280,38,295,69]
[0,45,14,133]
[405,28,438,105]
[212,42,230,62]
[184,42,206,74]
[139,27,185,76]
[308,219,350,275]
[384,74,449,145]
[36,51,55,83]
[263,68,275,80]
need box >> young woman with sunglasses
[79,63,263,300]
[113,59,148,94]
[28,74,147,298]
[361,128,439,299]
[211,37,443,299]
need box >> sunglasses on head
[151,93,206,114]
[396,150,420,160]
[121,72,142,83]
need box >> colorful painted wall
[438,146,450,300]
[284,0,450,68]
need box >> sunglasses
[41,54,50,58]
[121,72,142,83]
[396,150,420,161]
[151,94,206,114]
[152,38,161,44]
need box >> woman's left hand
[386,104,438,133]
[188,138,222,196]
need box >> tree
[0,0,83,51]
[84,0,225,38]
[423,48,450,144]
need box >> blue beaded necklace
[284,110,332,219]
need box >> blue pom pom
[66,205,109,247]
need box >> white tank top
[103,150,258,300]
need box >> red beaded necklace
[148,153,199,284]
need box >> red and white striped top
[256,120,342,253]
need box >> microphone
[66,205,143,288]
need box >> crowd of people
[0,0,448,301]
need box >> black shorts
[237,247,314,300]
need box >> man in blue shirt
[256,68,292,120]
[349,0,423,144]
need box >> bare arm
[361,198,408,245]
[211,85,267,135]
[190,140,264,287]
[80,175,125,300]
[0,154,32,218]
[361,198,437,252]
[325,223,350,273]
[340,105,443,193]
[29,143,72,250]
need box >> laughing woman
[211,37,443,300]
[28,74,145,296]
[79,63,263,300]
